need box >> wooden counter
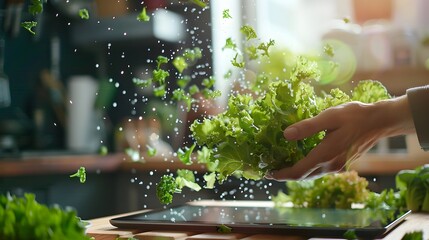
[350,152,429,175]
[0,153,124,177]
[0,150,428,177]
[86,201,429,240]
[0,152,205,177]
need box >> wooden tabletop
[86,201,429,240]
[1,151,428,177]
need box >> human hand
[265,96,414,181]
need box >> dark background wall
[0,1,213,154]
[0,0,214,219]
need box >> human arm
[265,93,417,181]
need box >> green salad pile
[396,164,429,212]
[0,193,91,240]
[272,170,371,209]
[190,68,390,183]
[272,170,405,211]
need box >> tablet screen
[110,201,410,238]
[123,205,396,227]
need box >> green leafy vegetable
[153,85,166,97]
[173,56,188,73]
[156,55,169,69]
[176,169,201,191]
[202,77,215,88]
[137,7,150,22]
[217,224,232,233]
[245,39,275,60]
[70,167,86,183]
[189,84,200,95]
[197,146,218,172]
[177,169,195,182]
[401,231,424,240]
[182,47,202,62]
[146,145,157,157]
[177,76,191,88]
[365,188,405,211]
[21,22,37,35]
[202,88,221,99]
[156,170,202,205]
[223,38,237,50]
[177,143,196,165]
[152,69,169,85]
[203,172,216,189]
[222,9,232,19]
[0,193,91,240]
[274,171,370,209]
[28,0,43,15]
[172,88,193,111]
[257,39,275,57]
[273,169,409,211]
[343,229,358,240]
[79,9,89,20]
[156,175,182,205]
[246,45,258,60]
[396,164,429,212]
[231,53,245,68]
[240,25,257,40]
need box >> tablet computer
[110,200,410,239]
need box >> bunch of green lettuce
[272,170,371,209]
[190,56,390,183]
[0,193,91,240]
[396,164,429,212]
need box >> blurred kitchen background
[0,0,429,219]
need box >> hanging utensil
[0,38,11,107]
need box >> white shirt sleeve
[406,85,429,151]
